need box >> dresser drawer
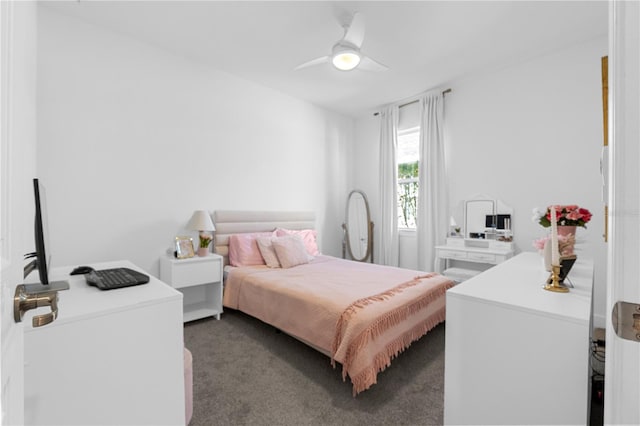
[438,249,468,260]
[468,252,497,263]
[170,259,221,289]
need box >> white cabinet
[23,261,185,426]
[160,254,223,322]
[444,252,594,425]
[435,237,514,281]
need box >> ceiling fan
[294,12,389,72]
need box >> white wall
[352,37,609,326]
[36,7,352,276]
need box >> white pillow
[256,237,280,268]
[271,235,310,269]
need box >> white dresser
[444,252,594,425]
[23,261,185,426]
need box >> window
[397,127,419,229]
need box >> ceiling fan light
[332,51,361,71]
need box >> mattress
[224,255,453,395]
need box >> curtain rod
[373,88,452,117]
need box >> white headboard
[213,210,316,266]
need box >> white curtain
[417,92,448,272]
[378,105,400,266]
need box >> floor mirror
[342,190,374,263]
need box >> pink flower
[535,204,592,228]
[533,236,549,251]
[566,210,583,221]
[532,234,575,255]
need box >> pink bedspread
[223,255,454,395]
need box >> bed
[213,210,454,395]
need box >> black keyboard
[85,267,150,290]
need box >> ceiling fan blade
[358,55,389,72]
[343,12,365,48]
[294,56,329,71]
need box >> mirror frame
[458,195,513,241]
[342,190,374,263]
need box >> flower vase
[557,226,577,237]
[197,247,209,257]
[557,226,577,254]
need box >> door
[605,1,640,424]
[1,1,38,424]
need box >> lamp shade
[187,210,215,232]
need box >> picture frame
[175,236,195,259]
[546,254,577,286]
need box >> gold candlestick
[544,264,569,292]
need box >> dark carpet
[184,309,445,426]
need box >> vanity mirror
[464,199,496,239]
[342,190,374,263]
[460,196,513,241]
[436,196,515,281]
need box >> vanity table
[435,238,514,280]
[439,196,515,281]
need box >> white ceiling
[41,1,608,117]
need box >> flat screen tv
[23,178,69,293]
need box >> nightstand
[160,253,223,322]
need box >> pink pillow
[256,237,280,268]
[228,232,273,267]
[271,235,310,269]
[275,228,319,256]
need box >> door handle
[612,301,640,342]
[13,284,59,327]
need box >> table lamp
[450,216,460,236]
[187,210,215,256]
